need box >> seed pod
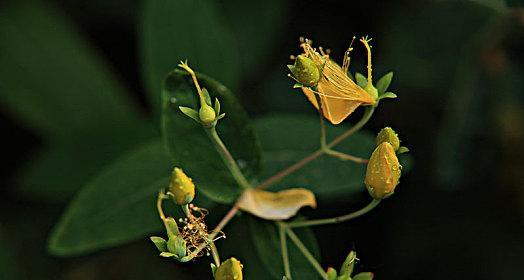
[169,167,196,205]
[288,55,321,87]
[214,257,243,280]
[364,142,401,199]
[376,127,400,151]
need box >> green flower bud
[288,55,321,87]
[167,235,187,258]
[326,267,338,280]
[169,167,195,205]
[214,257,243,280]
[376,127,400,151]
[199,103,216,125]
[365,142,402,199]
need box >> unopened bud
[199,103,216,125]
[169,167,195,205]
[365,142,401,199]
[214,257,243,280]
[326,267,338,280]
[167,235,187,258]
[376,127,400,151]
[288,55,321,87]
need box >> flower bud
[199,103,216,125]
[167,235,187,258]
[364,142,401,199]
[288,55,321,87]
[326,267,338,280]
[214,257,243,280]
[376,127,400,151]
[169,167,195,205]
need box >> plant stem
[255,106,375,190]
[206,126,251,189]
[278,222,292,280]
[322,148,369,164]
[209,240,221,267]
[285,226,328,280]
[287,199,381,228]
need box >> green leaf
[141,0,240,114]
[179,106,200,123]
[221,0,288,74]
[397,146,410,154]
[150,236,168,252]
[48,139,172,256]
[379,92,398,100]
[248,216,320,279]
[355,72,368,88]
[0,1,154,201]
[254,114,375,200]
[353,272,374,280]
[376,72,393,94]
[0,1,145,137]
[162,70,261,204]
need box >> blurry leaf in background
[238,188,317,220]
[249,216,320,280]
[162,70,261,204]
[0,228,20,279]
[48,139,171,256]
[0,0,153,201]
[220,0,288,76]
[141,0,241,114]
[254,114,375,201]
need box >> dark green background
[1,0,523,279]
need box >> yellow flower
[364,142,401,199]
[294,37,376,124]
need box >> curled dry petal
[237,188,317,220]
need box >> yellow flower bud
[169,167,195,205]
[376,127,400,151]
[214,257,243,280]
[364,142,401,199]
[288,55,321,87]
[199,103,216,125]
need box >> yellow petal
[237,188,317,220]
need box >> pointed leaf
[355,72,367,88]
[48,139,173,256]
[376,72,393,94]
[214,98,221,115]
[397,146,410,154]
[141,0,240,113]
[379,92,398,100]
[150,236,168,252]
[238,188,316,220]
[179,106,200,123]
[162,70,261,204]
[159,252,176,258]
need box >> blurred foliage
[0,0,523,279]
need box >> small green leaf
[202,88,212,106]
[248,216,320,279]
[162,70,261,204]
[214,98,221,115]
[179,106,200,123]
[159,252,176,258]
[150,236,167,252]
[353,272,374,280]
[211,263,217,276]
[376,72,393,94]
[397,146,410,154]
[355,72,367,88]
[379,92,398,100]
[339,251,356,277]
[293,83,304,88]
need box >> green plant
[0,1,411,279]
